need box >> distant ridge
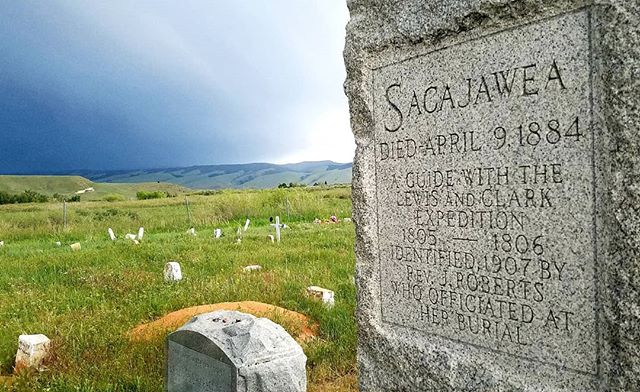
[61,160,353,189]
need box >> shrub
[136,191,167,200]
[52,193,80,202]
[0,191,14,204]
[103,194,125,202]
[277,183,306,189]
[192,190,220,196]
[0,190,50,204]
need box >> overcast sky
[0,1,353,173]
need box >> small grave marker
[307,286,335,307]
[242,265,262,272]
[243,219,250,231]
[137,227,144,240]
[70,242,81,251]
[235,227,242,244]
[55,241,61,247]
[186,228,196,236]
[214,228,222,238]
[184,197,192,226]
[108,228,116,241]
[15,334,50,372]
[125,233,137,241]
[164,262,182,282]
[267,235,275,243]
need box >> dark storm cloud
[0,1,352,173]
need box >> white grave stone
[108,228,116,241]
[15,334,50,372]
[267,235,275,243]
[214,228,222,238]
[244,219,250,231]
[242,265,262,272]
[70,242,81,251]
[307,286,335,307]
[164,262,182,282]
[275,216,281,242]
[137,227,144,240]
[186,228,196,237]
[0,241,4,247]
[55,241,61,247]
[125,233,137,241]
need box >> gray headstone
[166,310,307,392]
[345,1,639,391]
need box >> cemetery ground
[0,186,356,391]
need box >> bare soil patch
[129,301,318,343]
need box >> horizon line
[0,159,354,176]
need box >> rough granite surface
[344,0,639,391]
[166,310,306,392]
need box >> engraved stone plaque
[167,340,233,392]
[165,311,307,392]
[373,11,597,375]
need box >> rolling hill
[63,160,352,190]
[0,175,190,201]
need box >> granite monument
[345,0,639,390]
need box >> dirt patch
[128,301,318,343]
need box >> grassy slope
[0,176,92,195]
[0,176,191,201]
[0,186,355,391]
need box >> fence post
[185,197,192,227]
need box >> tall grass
[0,186,355,391]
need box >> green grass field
[0,176,190,202]
[0,186,356,391]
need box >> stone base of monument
[166,310,307,392]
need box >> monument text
[373,11,597,375]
